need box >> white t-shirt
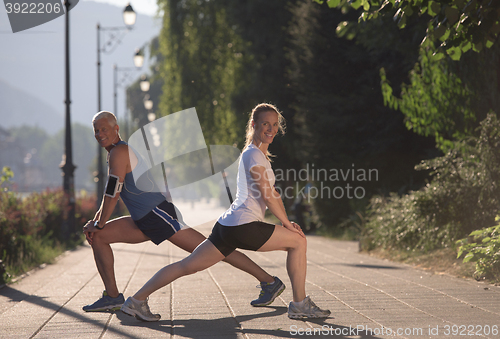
[218,144,275,226]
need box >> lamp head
[134,48,144,68]
[123,3,136,28]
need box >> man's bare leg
[90,216,150,297]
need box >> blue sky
[83,0,160,17]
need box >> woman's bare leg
[257,225,307,302]
[133,240,225,300]
[169,227,274,283]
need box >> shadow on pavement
[339,263,402,270]
[0,286,138,339]
[116,306,380,338]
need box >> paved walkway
[1,202,500,338]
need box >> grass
[1,234,86,285]
[266,209,494,284]
[3,241,64,284]
[308,219,495,284]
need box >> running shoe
[288,296,331,319]
[251,276,286,307]
[121,296,161,322]
[82,291,124,312]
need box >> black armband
[105,174,123,198]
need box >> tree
[155,0,246,146]
[380,39,500,149]
[286,0,438,227]
[150,0,440,230]
[316,0,500,148]
[318,0,500,61]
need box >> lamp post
[60,0,77,240]
[113,62,143,139]
[95,3,136,206]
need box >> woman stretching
[121,103,330,321]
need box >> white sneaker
[288,296,331,319]
[121,296,161,322]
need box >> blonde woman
[121,104,330,321]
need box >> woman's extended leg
[257,225,307,302]
[168,227,274,284]
[133,239,225,301]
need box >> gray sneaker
[121,296,161,322]
[288,296,331,319]
[82,291,124,312]
[251,276,286,307]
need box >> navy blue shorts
[134,201,183,245]
[207,221,275,257]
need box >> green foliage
[362,113,500,252]
[1,167,14,189]
[456,217,500,282]
[0,189,95,284]
[156,0,244,145]
[152,0,303,212]
[316,0,500,60]
[380,32,500,150]
[380,40,476,150]
[153,0,299,152]
[149,0,444,230]
[288,0,436,226]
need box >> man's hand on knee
[83,220,99,245]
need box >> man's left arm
[83,146,128,242]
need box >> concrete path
[1,201,500,338]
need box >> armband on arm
[105,174,123,198]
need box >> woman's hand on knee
[283,221,305,238]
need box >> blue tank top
[114,141,166,220]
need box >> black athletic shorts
[134,201,183,245]
[207,221,275,257]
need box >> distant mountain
[0,1,161,133]
[0,79,63,134]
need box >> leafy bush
[0,188,96,284]
[457,217,500,282]
[361,113,500,252]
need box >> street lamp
[134,48,144,68]
[147,112,156,122]
[95,3,136,205]
[144,96,154,111]
[123,3,136,27]
[113,63,142,140]
[60,0,77,240]
[140,75,150,92]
